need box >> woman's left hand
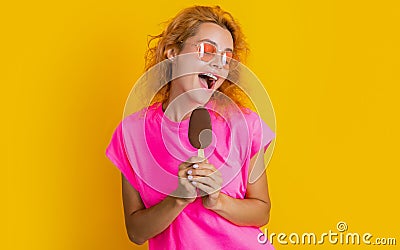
[187,160,223,209]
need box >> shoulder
[226,107,274,141]
[229,106,263,129]
[241,107,261,123]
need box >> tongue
[206,78,215,88]
[199,74,215,89]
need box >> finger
[198,189,208,197]
[186,169,216,183]
[179,161,194,170]
[192,176,221,190]
[187,168,213,177]
[178,168,192,177]
[179,157,207,170]
[189,168,222,182]
[182,180,196,193]
[194,170,222,184]
[183,178,198,191]
[190,171,222,186]
[186,156,207,164]
[195,162,220,173]
[192,180,219,195]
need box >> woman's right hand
[171,156,205,205]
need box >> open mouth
[198,73,218,89]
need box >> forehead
[189,22,233,50]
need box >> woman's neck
[162,95,197,122]
[162,80,212,122]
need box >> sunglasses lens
[225,51,233,61]
[224,51,233,63]
[197,42,236,69]
[222,51,235,69]
[198,43,217,62]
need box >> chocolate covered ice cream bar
[188,107,212,158]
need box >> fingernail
[193,164,199,169]
[187,170,193,175]
[191,181,197,185]
[188,175,193,180]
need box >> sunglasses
[189,41,235,70]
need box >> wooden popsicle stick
[197,149,205,158]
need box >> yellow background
[4,0,399,249]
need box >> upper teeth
[202,73,217,81]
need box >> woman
[106,5,275,249]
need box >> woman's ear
[166,48,176,61]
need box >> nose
[209,54,224,70]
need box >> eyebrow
[197,38,234,52]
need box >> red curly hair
[145,5,253,110]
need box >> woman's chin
[189,92,213,106]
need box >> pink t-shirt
[106,102,275,249]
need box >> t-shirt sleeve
[250,113,275,159]
[105,122,140,191]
